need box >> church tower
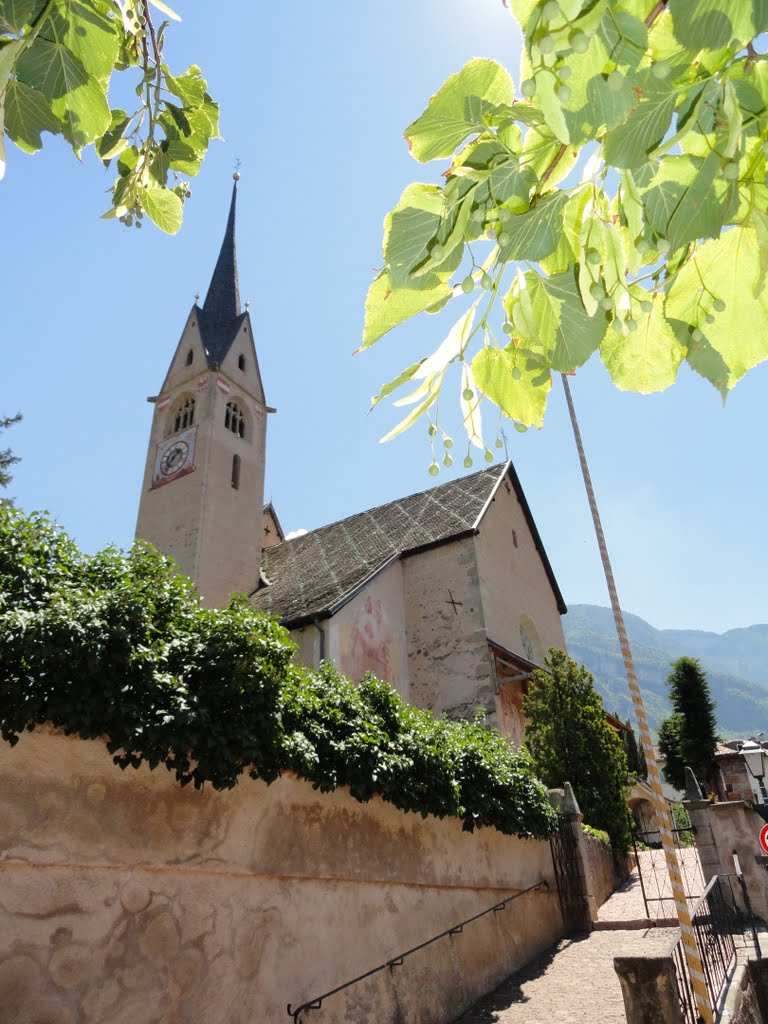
[135,176,272,606]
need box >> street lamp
[741,739,768,804]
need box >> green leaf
[15,38,109,150]
[362,272,452,350]
[164,64,206,109]
[379,384,441,442]
[668,0,754,50]
[96,106,129,161]
[603,86,677,168]
[404,58,514,162]
[139,186,183,235]
[0,0,45,32]
[534,70,569,144]
[149,0,181,22]
[600,298,685,392]
[642,153,737,250]
[499,192,569,262]
[666,227,768,391]
[599,10,648,68]
[370,362,422,409]
[488,158,536,206]
[471,346,550,428]
[3,79,60,152]
[515,270,607,372]
[42,1,119,85]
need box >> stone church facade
[135,181,567,742]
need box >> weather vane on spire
[233,157,242,182]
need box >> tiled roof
[251,462,566,626]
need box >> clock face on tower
[151,426,197,490]
[160,440,189,476]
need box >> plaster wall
[0,729,564,1024]
[326,560,410,700]
[473,481,566,664]
[290,621,322,668]
[402,537,495,722]
[583,834,622,909]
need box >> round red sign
[760,824,768,855]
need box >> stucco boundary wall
[0,728,565,1024]
[583,832,630,911]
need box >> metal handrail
[286,878,550,1022]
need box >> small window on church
[185,348,193,366]
[238,353,245,371]
[231,454,241,490]
[512,529,518,549]
[225,400,246,439]
[171,395,195,434]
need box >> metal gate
[550,814,585,931]
[631,806,703,919]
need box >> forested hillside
[563,606,768,737]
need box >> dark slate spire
[197,175,246,367]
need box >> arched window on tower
[238,353,245,371]
[224,400,246,439]
[231,454,241,490]
[169,395,195,435]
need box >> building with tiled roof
[136,183,567,739]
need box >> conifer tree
[658,657,718,792]
[523,649,630,849]
[0,414,21,491]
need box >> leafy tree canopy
[0,412,20,490]
[0,505,556,839]
[658,655,718,791]
[523,648,631,847]
[0,0,219,233]
[362,0,768,464]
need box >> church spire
[202,175,241,325]
[197,175,246,368]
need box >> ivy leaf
[471,346,550,428]
[404,59,514,162]
[3,79,60,152]
[499,192,569,262]
[139,186,183,235]
[603,85,677,169]
[666,226,768,391]
[600,300,685,392]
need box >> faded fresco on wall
[344,595,394,682]
[331,563,409,698]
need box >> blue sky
[3,0,767,635]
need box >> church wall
[474,481,566,665]
[402,536,496,722]
[0,728,565,1024]
[326,560,410,700]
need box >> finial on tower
[233,157,242,182]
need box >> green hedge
[0,507,556,840]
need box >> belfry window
[171,395,195,434]
[231,454,241,490]
[238,353,245,371]
[225,400,245,439]
[185,348,193,366]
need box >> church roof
[196,179,247,368]
[251,462,566,628]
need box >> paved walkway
[453,861,681,1024]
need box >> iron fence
[672,875,737,1023]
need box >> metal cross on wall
[446,590,463,614]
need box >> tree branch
[644,0,668,28]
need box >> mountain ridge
[562,604,768,737]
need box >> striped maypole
[560,374,713,1024]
